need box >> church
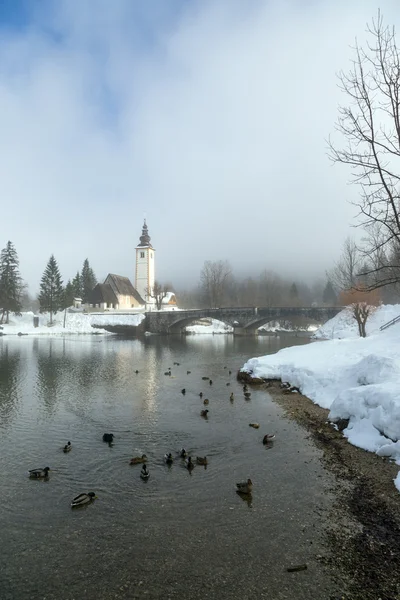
[86,221,176,312]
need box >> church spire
[138,219,152,247]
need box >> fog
[1,0,398,293]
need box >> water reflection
[0,343,20,426]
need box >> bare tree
[329,12,400,289]
[339,287,381,337]
[146,281,169,310]
[258,270,283,307]
[328,237,361,291]
[200,260,232,308]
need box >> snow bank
[241,309,400,489]
[0,312,102,335]
[90,313,145,327]
[315,304,400,339]
[186,319,233,334]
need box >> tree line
[0,241,97,324]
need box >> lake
[0,334,336,600]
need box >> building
[135,220,155,307]
[87,275,145,311]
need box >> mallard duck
[174,362,180,366]
[140,465,150,480]
[196,456,208,466]
[199,392,203,398]
[164,371,171,376]
[209,379,213,385]
[102,433,114,443]
[164,453,174,464]
[230,393,234,401]
[179,448,187,458]
[135,370,139,374]
[236,478,253,494]
[249,423,260,429]
[226,382,230,386]
[71,492,96,507]
[202,376,209,380]
[63,441,72,453]
[29,467,50,479]
[187,370,191,375]
[200,409,209,417]
[130,454,147,465]
[263,434,276,444]
[181,388,186,395]
[244,392,251,398]
[203,398,209,405]
[186,456,195,470]
[229,370,232,375]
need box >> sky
[1,0,399,293]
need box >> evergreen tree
[0,241,23,324]
[63,280,75,309]
[72,271,82,298]
[323,280,337,305]
[81,259,97,303]
[38,255,64,324]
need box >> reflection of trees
[36,339,66,414]
[0,344,20,426]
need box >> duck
[199,392,203,398]
[164,371,171,376]
[263,434,276,444]
[71,492,96,508]
[243,384,248,392]
[230,393,234,402]
[63,441,72,453]
[130,454,147,465]
[196,456,208,466]
[164,453,174,465]
[236,478,253,495]
[229,370,232,375]
[202,376,209,380]
[203,398,209,405]
[249,423,260,429]
[140,465,150,480]
[200,409,209,417]
[226,382,230,386]
[209,379,213,385]
[174,362,180,366]
[244,392,251,399]
[135,370,139,374]
[102,433,114,443]
[29,467,50,479]
[187,370,191,375]
[181,388,186,395]
[186,456,195,470]
[179,448,187,458]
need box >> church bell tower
[135,220,155,307]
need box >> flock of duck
[28,362,276,506]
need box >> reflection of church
[87,221,176,312]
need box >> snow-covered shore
[241,304,400,491]
[0,311,145,335]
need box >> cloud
[0,0,397,292]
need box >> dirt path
[265,381,400,600]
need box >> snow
[315,303,400,339]
[0,311,145,335]
[259,320,318,333]
[185,319,233,334]
[241,305,400,491]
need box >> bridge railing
[380,314,400,331]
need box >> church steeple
[137,219,152,248]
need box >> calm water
[0,334,336,600]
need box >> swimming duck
[243,385,248,392]
[230,393,234,402]
[140,465,150,480]
[102,433,114,443]
[29,467,50,479]
[209,379,213,385]
[186,456,195,470]
[181,388,186,395]
[135,370,139,374]
[244,392,251,399]
[263,434,276,444]
[179,448,187,458]
[164,371,171,376]
[202,376,209,380]
[196,456,208,466]
[71,492,96,507]
[200,409,209,417]
[164,453,174,465]
[229,370,232,375]
[203,398,209,405]
[236,478,253,495]
[249,423,260,429]
[130,454,147,465]
[174,362,180,366]
[187,370,191,375]
[226,382,230,386]
[63,441,72,453]
[199,392,203,398]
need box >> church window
[140,252,145,258]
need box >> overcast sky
[1,0,399,293]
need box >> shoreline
[265,381,400,600]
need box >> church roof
[136,219,152,248]
[88,283,118,306]
[106,274,145,305]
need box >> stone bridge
[144,306,342,335]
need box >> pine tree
[323,280,337,305]
[81,259,97,303]
[72,271,82,298]
[64,280,75,309]
[38,255,64,324]
[0,241,23,324]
